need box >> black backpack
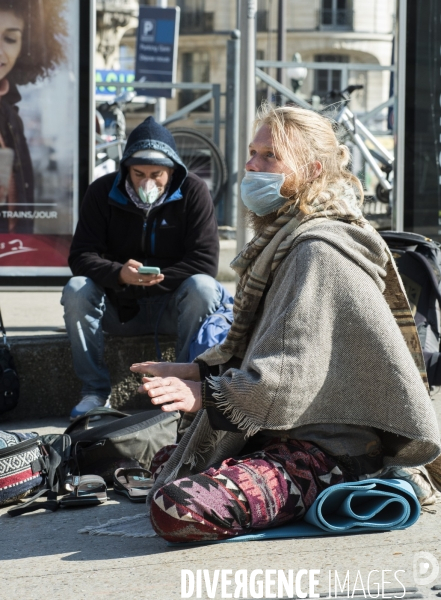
[64,407,180,483]
[0,308,19,414]
[379,231,441,388]
[5,408,180,515]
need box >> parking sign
[135,7,180,98]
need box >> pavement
[1,410,441,600]
[1,243,441,599]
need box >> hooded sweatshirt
[69,117,219,322]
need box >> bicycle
[324,85,394,208]
[167,128,227,206]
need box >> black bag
[0,308,19,414]
[379,230,441,388]
[64,407,180,483]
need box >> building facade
[96,0,395,136]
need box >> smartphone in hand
[138,266,161,275]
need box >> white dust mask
[138,179,160,204]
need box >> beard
[245,209,280,235]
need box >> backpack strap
[7,488,59,517]
[425,351,441,387]
[64,406,130,435]
[7,443,62,517]
[383,251,430,391]
[404,251,441,306]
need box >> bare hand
[131,361,200,381]
[139,376,202,413]
[118,258,165,286]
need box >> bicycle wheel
[168,128,228,205]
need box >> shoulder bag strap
[64,406,130,435]
[7,489,59,517]
[383,251,429,391]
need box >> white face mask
[137,179,161,204]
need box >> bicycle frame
[336,105,393,192]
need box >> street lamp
[286,53,308,94]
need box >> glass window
[177,0,212,33]
[119,44,135,71]
[179,52,211,111]
[177,0,205,10]
[313,54,349,99]
[320,0,352,29]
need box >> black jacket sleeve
[68,176,125,291]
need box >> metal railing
[256,60,394,99]
[94,80,222,146]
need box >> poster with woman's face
[0,0,79,275]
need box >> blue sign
[96,70,135,96]
[135,7,180,98]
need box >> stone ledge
[1,333,176,421]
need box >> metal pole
[276,0,286,86]
[225,31,241,227]
[236,0,241,29]
[236,0,257,253]
[155,0,167,122]
[395,0,407,231]
[212,84,221,148]
[89,0,96,184]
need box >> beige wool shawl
[148,216,441,500]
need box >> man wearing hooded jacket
[62,117,220,420]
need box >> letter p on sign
[143,20,154,35]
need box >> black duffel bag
[380,230,441,388]
[65,407,180,483]
[0,308,19,415]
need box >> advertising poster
[0,0,79,276]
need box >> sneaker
[70,394,111,421]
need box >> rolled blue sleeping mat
[223,478,420,543]
[303,478,420,533]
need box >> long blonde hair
[253,103,364,219]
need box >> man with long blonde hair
[130,105,440,543]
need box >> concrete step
[2,333,176,422]
[0,280,236,423]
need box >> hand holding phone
[118,259,164,286]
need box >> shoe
[113,467,154,503]
[70,394,111,421]
[60,475,108,507]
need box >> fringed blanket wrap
[148,215,441,504]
